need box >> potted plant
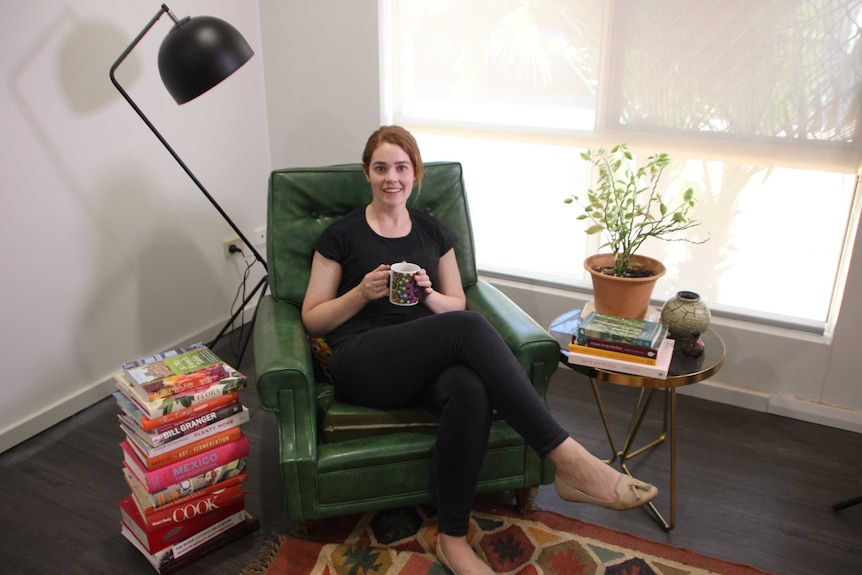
[565,144,706,319]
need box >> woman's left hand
[414,268,434,299]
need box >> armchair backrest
[267,162,478,307]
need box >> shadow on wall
[8,8,223,378]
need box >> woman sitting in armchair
[301,125,657,575]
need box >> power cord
[227,246,256,362]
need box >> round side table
[550,309,726,530]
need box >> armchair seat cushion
[316,382,441,442]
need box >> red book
[136,482,246,530]
[119,493,245,551]
[124,468,248,516]
[121,512,259,574]
[121,435,249,493]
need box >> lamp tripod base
[208,275,268,366]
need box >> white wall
[1,0,859,454]
[258,0,382,168]
[0,0,270,452]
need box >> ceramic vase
[682,331,705,358]
[660,290,711,338]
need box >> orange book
[127,425,244,471]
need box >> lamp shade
[158,15,253,104]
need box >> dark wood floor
[1,331,860,575]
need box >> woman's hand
[302,254,392,337]
[361,264,392,302]
[417,250,466,314]
[414,267,433,299]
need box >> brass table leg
[589,378,677,530]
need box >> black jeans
[329,310,568,536]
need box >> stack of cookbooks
[567,311,674,378]
[113,342,259,574]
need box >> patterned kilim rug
[240,502,772,575]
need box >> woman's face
[365,142,415,208]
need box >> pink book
[120,435,249,493]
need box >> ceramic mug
[389,262,421,306]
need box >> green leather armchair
[254,162,560,522]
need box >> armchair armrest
[465,280,560,393]
[253,295,316,412]
[253,294,321,518]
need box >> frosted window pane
[610,0,862,144]
[392,0,604,130]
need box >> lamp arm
[109,5,267,270]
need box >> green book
[576,312,666,348]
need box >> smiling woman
[382,0,862,332]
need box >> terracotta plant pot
[584,254,666,320]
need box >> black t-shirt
[313,206,458,347]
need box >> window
[382,0,862,331]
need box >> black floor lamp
[109,4,267,362]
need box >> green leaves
[565,143,706,276]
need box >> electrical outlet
[254,226,266,247]
[223,235,242,258]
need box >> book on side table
[568,336,675,378]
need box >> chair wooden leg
[515,486,539,514]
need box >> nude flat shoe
[555,473,658,510]
[436,538,494,575]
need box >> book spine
[121,509,247,563]
[574,335,658,358]
[171,509,248,558]
[140,426,244,471]
[123,466,248,516]
[137,404,247,451]
[138,392,240,432]
[122,435,249,491]
[567,353,668,378]
[119,494,245,549]
[155,516,259,575]
[577,312,663,347]
[116,373,246,420]
[142,483,246,529]
[578,326,656,348]
[121,514,260,575]
[142,363,232,401]
[568,343,658,365]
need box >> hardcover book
[114,372,246,420]
[123,467,248,517]
[119,493,245,550]
[122,342,206,370]
[124,424,245,471]
[574,323,668,359]
[119,401,245,449]
[577,311,666,348]
[121,510,257,573]
[568,342,660,365]
[567,337,675,378]
[121,435,249,492]
[123,345,223,396]
[114,390,240,432]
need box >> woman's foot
[549,437,657,510]
[555,472,657,510]
[436,534,493,575]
